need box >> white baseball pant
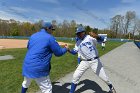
[22,76,52,93]
[72,58,112,85]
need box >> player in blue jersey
[21,22,68,93]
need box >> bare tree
[70,20,77,37]
[124,11,136,35]
[110,11,137,39]
[62,20,69,37]
[110,15,123,38]
[135,18,140,39]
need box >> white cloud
[67,10,109,29]
[0,4,65,23]
[55,15,63,22]
[0,6,43,22]
[39,0,60,4]
[109,3,140,17]
[10,6,28,13]
[71,0,140,29]
[3,0,140,29]
[121,0,137,3]
[0,10,28,22]
[82,0,89,4]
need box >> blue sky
[0,0,140,29]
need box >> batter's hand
[64,44,69,50]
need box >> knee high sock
[21,86,28,93]
[69,83,77,93]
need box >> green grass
[0,41,124,93]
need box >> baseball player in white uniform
[101,41,105,50]
[101,37,107,50]
[68,26,116,93]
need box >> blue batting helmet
[76,26,85,34]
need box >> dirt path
[0,39,73,49]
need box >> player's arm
[89,32,103,44]
[68,49,77,55]
[91,35,104,45]
[49,37,68,57]
[68,44,78,55]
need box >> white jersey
[71,35,112,88]
[73,35,98,60]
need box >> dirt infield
[0,39,73,49]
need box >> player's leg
[21,77,32,93]
[96,60,116,92]
[102,46,105,50]
[90,59,116,93]
[102,46,104,50]
[35,76,52,93]
[70,61,90,93]
[97,61,116,93]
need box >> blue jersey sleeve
[49,37,67,57]
[69,49,77,55]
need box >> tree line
[110,11,140,39]
[0,19,77,37]
[0,19,118,38]
[0,10,140,39]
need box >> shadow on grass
[52,79,109,93]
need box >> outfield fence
[134,41,140,49]
[0,36,135,42]
[1,36,140,48]
[0,36,29,39]
[107,38,134,42]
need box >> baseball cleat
[109,86,116,93]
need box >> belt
[82,57,99,61]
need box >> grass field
[0,40,124,93]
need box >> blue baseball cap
[42,22,55,30]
